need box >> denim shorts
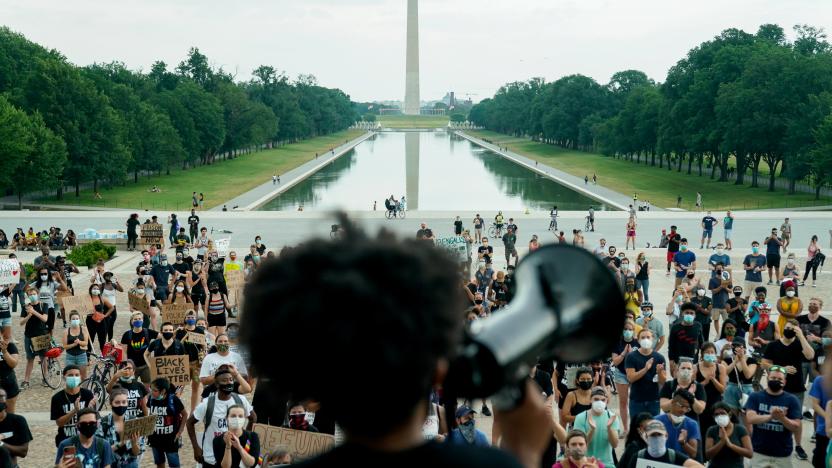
[0,317,10,328]
[611,367,629,385]
[65,352,88,367]
[23,336,44,360]
[151,447,180,467]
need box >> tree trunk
[698,155,703,176]
[75,181,80,197]
[751,158,760,188]
[650,150,656,167]
[134,171,138,184]
[17,192,22,210]
[788,179,796,195]
[817,185,822,200]
[687,155,693,174]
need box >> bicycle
[487,223,503,239]
[585,216,593,232]
[385,209,406,220]
[330,224,341,239]
[41,343,64,389]
[82,347,120,410]
[548,218,558,232]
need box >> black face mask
[767,380,784,392]
[112,406,127,416]
[783,329,797,339]
[577,381,593,390]
[474,299,483,305]
[162,332,174,341]
[0,402,7,412]
[734,292,742,297]
[210,288,220,293]
[219,383,235,394]
[78,422,98,438]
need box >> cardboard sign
[150,354,190,385]
[435,236,468,261]
[30,334,52,352]
[253,424,335,461]
[161,302,190,325]
[140,223,164,240]
[0,260,21,285]
[225,269,245,291]
[56,290,73,309]
[214,238,230,257]
[128,292,149,314]
[636,459,679,468]
[184,331,206,346]
[123,415,157,437]
[61,295,94,316]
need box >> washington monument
[404,0,420,115]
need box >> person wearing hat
[635,302,665,352]
[445,405,489,447]
[655,388,700,459]
[629,420,702,467]
[572,387,619,467]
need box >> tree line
[0,27,356,206]
[469,24,832,198]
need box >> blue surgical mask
[680,245,688,252]
[703,354,717,363]
[131,320,143,329]
[823,337,832,347]
[66,376,81,389]
[185,318,196,326]
[623,330,634,340]
[683,314,694,324]
[752,246,759,254]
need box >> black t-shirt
[625,351,666,402]
[705,424,749,468]
[120,328,159,368]
[667,233,682,253]
[797,315,831,342]
[613,338,639,373]
[726,356,758,385]
[213,431,260,468]
[148,394,186,452]
[477,245,493,263]
[127,218,140,235]
[172,262,191,276]
[50,388,94,445]
[0,342,19,378]
[668,322,704,362]
[23,303,48,338]
[531,369,553,398]
[0,412,32,461]
[176,328,205,362]
[187,215,200,229]
[296,441,523,468]
[763,340,807,393]
[117,379,148,419]
[659,379,706,425]
[454,221,463,234]
[147,338,186,357]
[628,449,689,467]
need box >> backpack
[69,435,107,463]
[200,393,243,448]
[637,448,677,464]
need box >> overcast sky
[3,0,831,103]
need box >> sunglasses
[769,365,787,374]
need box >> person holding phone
[55,407,113,468]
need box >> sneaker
[20,381,29,391]
[812,283,817,288]
[795,445,808,460]
[811,434,817,443]
[481,404,492,417]
[767,281,773,285]
[803,410,813,420]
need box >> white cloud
[2,0,830,102]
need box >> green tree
[12,112,67,208]
[0,96,33,189]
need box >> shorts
[751,452,793,467]
[724,229,732,240]
[505,247,518,257]
[702,229,713,238]
[151,447,181,467]
[65,352,88,367]
[711,308,728,321]
[744,281,763,294]
[666,251,676,263]
[23,336,45,360]
[627,230,636,238]
[207,312,227,327]
[767,254,780,268]
[611,367,629,385]
[0,317,11,328]
[0,373,20,398]
[724,382,753,409]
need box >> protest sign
[31,334,52,352]
[56,290,72,309]
[61,295,94,316]
[636,460,678,468]
[435,236,468,262]
[184,331,206,346]
[128,292,149,314]
[214,238,230,257]
[253,424,335,461]
[0,260,20,285]
[161,302,190,324]
[123,415,157,437]
[149,355,190,385]
[140,223,164,247]
[225,270,245,291]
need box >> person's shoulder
[296,442,523,468]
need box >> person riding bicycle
[494,211,505,236]
[549,206,559,230]
[588,207,596,232]
[384,196,399,217]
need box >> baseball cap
[455,405,476,419]
[644,420,667,436]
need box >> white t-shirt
[199,351,248,379]
[193,393,253,464]
[593,245,607,257]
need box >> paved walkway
[217,131,375,211]
[456,131,651,211]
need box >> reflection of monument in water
[405,132,419,210]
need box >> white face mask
[90,289,100,296]
[715,415,730,427]
[227,416,245,430]
[716,248,724,255]
[176,286,185,293]
[786,290,795,297]
[639,338,652,349]
[591,400,607,413]
[677,369,692,381]
[697,289,705,296]
[670,414,686,424]
[622,263,630,270]
[647,435,667,458]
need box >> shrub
[66,241,116,267]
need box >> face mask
[683,314,694,324]
[823,337,832,347]
[176,286,185,293]
[703,354,717,363]
[176,257,183,263]
[680,245,688,252]
[676,295,683,302]
[670,414,686,424]
[715,414,730,427]
[132,320,143,329]
[112,406,128,416]
[623,330,634,340]
[622,263,630,270]
[752,247,759,254]
[697,289,705,296]
[734,291,742,297]
[567,447,586,460]
[639,338,652,349]
[725,328,736,337]
[28,294,38,303]
[788,258,795,265]
[783,329,797,339]
[767,380,784,392]
[592,400,607,413]
[219,383,235,394]
[474,299,483,305]
[217,344,229,353]
[228,416,245,430]
[577,381,593,390]
[255,240,261,245]
[643,311,653,318]
[210,288,220,293]
[90,289,100,296]
[66,376,81,389]
[78,422,98,438]
[647,435,667,458]
[161,260,168,266]
[0,402,7,413]
[716,248,724,255]
[687,273,695,279]
[459,418,476,443]
[70,319,81,327]
[119,376,133,383]
[786,290,795,298]
[162,332,174,340]
[678,369,692,381]
[185,318,196,326]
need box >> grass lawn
[38,130,364,211]
[469,130,832,211]
[379,115,449,129]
